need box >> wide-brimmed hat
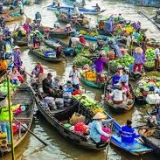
[92,112,107,120]
[135,47,143,53]
[14,46,20,50]
[78,34,83,37]
[66,24,71,27]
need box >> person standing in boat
[0,99,13,145]
[69,65,80,90]
[120,120,140,144]
[94,53,108,83]
[154,43,160,70]
[35,12,42,26]
[104,16,114,34]
[89,112,113,144]
[133,47,144,73]
[56,45,65,59]
[12,46,22,72]
[17,0,24,15]
[33,34,41,48]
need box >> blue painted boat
[42,38,74,56]
[47,4,106,15]
[105,113,153,155]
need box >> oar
[20,67,32,77]
[105,121,114,160]
[13,117,48,146]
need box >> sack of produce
[70,112,86,125]
[146,94,160,104]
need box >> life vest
[0,107,13,122]
[0,60,8,71]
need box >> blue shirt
[120,125,140,144]
[112,75,120,86]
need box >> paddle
[13,117,48,146]
[105,121,114,160]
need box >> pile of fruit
[144,49,155,68]
[0,81,20,96]
[73,55,92,67]
[73,94,104,115]
[109,53,134,69]
[81,70,96,82]
[134,76,160,96]
[79,30,99,37]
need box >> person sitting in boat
[94,53,108,83]
[104,16,114,33]
[12,46,22,72]
[52,75,63,91]
[111,70,121,87]
[133,47,145,73]
[33,34,40,48]
[9,66,24,84]
[154,43,160,70]
[119,69,129,86]
[92,3,101,12]
[69,65,80,90]
[56,45,65,59]
[119,120,140,144]
[132,21,141,32]
[0,35,5,59]
[89,112,113,144]
[0,3,3,14]
[31,62,44,82]
[35,11,42,25]
[109,84,126,104]
[64,24,72,33]
[0,99,13,145]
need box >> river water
[1,0,160,160]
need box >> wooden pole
[7,77,15,160]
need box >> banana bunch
[89,32,99,36]
[79,30,87,35]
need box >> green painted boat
[80,72,104,89]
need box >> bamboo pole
[7,77,15,160]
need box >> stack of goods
[79,30,99,37]
[44,50,56,57]
[109,53,134,71]
[134,77,160,97]
[63,91,72,107]
[144,49,155,68]
[81,70,96,82]
[73,55,92,67]
[0,81,20,96]
[73,94,104,115]
[14,29,26,37]
[55,98,64,109]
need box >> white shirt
[69,70,80,85]
[110,89,124,101]
[155,48,160,59]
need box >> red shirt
[79,36,86,45]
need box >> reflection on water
[2,0,160,160]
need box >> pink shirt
[9,71,21,80]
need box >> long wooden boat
[40,26,75,39]
[138,112,160,155]
[4,12,24,22]
[104,84,135,113]
[29,48,63,63]
[80,71,104,89]
[36,95,109,150]
[47,4,106,15]
[143,63,155,72]
[0,83,36,154]
[42,38,74,56]
[13,39,29,47]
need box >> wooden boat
[4,12,24,22]
[56,12,70,24]
[29,48,63,63]
[80,71,104,89]
[36,95,109,150]
[0,83,36,154]
[47,4,106,15]
[143,63,155,72]
[40,26,75,39]
[104,84,135,113]
[138,111,160,155]
[42,38,74,56]
[13,39,28,47]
